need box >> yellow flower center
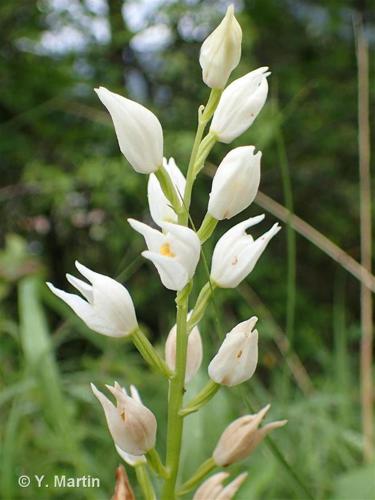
[160,243,175,258]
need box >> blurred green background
[1,0,374,498]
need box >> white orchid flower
[47,261,138,337]
[128,219,201,291]
[208,317,258,386]
[210,67,270,143]
[95,86,163,174]
[210,216,281,288]
[91,381,157,456]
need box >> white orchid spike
[209,317,259,386]
[128,219,201,291]
[47,261,138,337]
[91,382,157,456]
[148,157,186,227]
[210,216,281,288]
[95,86,163,174]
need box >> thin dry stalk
[254,191,375,293]
[204,164,375,292]
[355,15,373,463]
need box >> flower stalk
[155,164,183,216]
[180,89,222,225]
[177,457,216,496]
[131,328,174,379]
[187,282,216,332]
[135,464,156,500]
[179,380,220,417]
[197,213,218,243]
[162,285,190,499]
[146,448,169,479]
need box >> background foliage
[0,0,374,498]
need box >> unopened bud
[165,319,203,383]
[208,146,261,220]
[193,472,248,500]
[91,382,157,456]
[210,67,270,143]
[115,386,147,466]
[199,5,242,89]
[95,87,163,174]
[213,404,287,466]
[208,317,258,386]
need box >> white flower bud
[213,404,287,466]
[47,261,138,337]
[165,318,203,384]
[115,385,147,466]
[193,471,248,500]
[208,146,261,220]
[95,86,163,174]
[128,219,201,291]
[148,157,186,227]
[210,216,281,288]
[208,317,258,386]
[210,67,270,143]
[91,382,157,456]
[199,5,242,89]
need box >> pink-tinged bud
[47,261,138,337]
[208,317,258,386]
[213,404,287,466]
[115,385,147,466]
[199,5,242,89]
[91,382,157,456]
[165,319,203,384]
[193,472,248,500]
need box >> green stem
[135,464,156,500]
[131,328,173,379]
[155,164,183,215]
[177,457,216,496]
[197,213,218,243]
[162,285,190,499]
[146,448,169,479]
[179,381,220,417]
[187,282,216,332]
[180,89,222,225]
[193,132,217,175]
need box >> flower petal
[142,251,189,291]
[128,218,165,252]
